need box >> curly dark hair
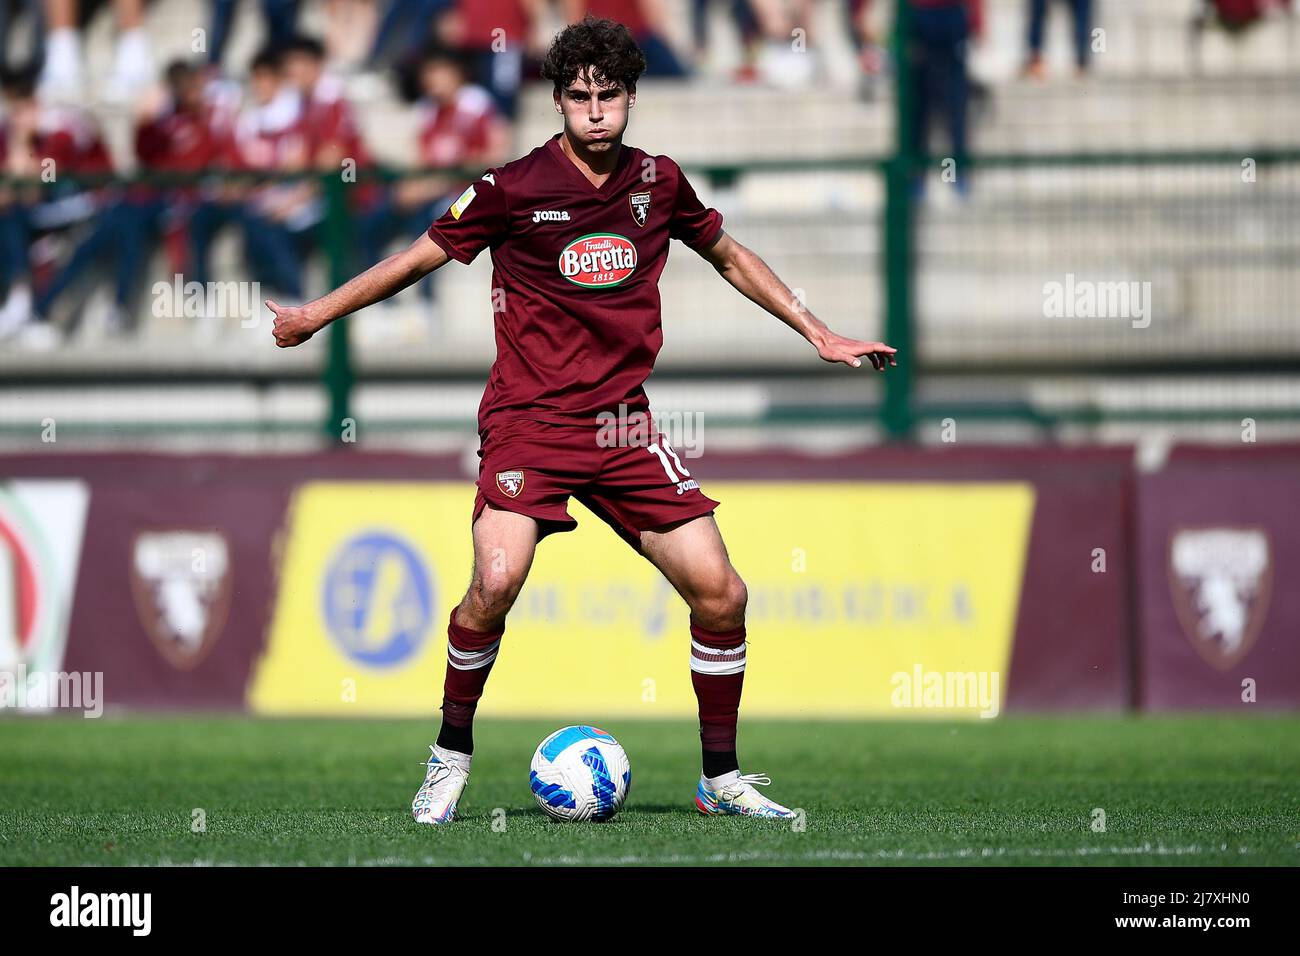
[541,16,647,95]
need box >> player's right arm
[271,167,507,347]
[268,233,450,347]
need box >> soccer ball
[529,725,632,822]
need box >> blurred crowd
[0,0,855,347]
[0,0,1293,347]
[0,31,519,346]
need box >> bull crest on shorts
[629,190,651,227]
[1167,527,1272,671]
[496,470,525,498]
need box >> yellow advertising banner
[250,482,1035,718]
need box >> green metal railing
[4,0,1299,443]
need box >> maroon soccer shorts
[471,418,721,551]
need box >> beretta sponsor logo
[558,233,637,288]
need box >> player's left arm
[697,231,897,371]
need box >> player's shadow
[617,803,687,816]
[455,803,690,822]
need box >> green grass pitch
[1,715,1296,866]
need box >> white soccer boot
[411,745,470,825]
[695,771,795,818]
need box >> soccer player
[268,16,896,823]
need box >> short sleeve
[668,164,724,251]
[427,171,509,264]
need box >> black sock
[436,721,473,756]
[702,748,739,779]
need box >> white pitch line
[119,842,1283,868]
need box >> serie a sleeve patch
[450,184,477,220]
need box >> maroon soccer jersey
[426,134,724,433]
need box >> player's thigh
[639,513,746,615]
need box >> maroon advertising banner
[0,451,467,711]
[29,443,1300,716]
[700,446,1136,711]
[1137,450,1300,710]
[62,479,287,710]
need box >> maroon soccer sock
[436,607,504,756]
[689,620,746,777]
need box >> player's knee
[461,571,525,628]
[690,572,747,629]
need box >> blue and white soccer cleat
[412,746,470,825]
[695,772,795,818]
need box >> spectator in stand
[0,66,113,348]
[0,0,43,77]
[689,0,738,69]
[283,35,369,172]
[358,44,508,318]
[563,1,689,77]
[1023,0,1093,79]
[368,0,451,70]
[194,46,314,307]
[39,0,155,101]
[909,0,983,196]
[283,33,384,268]
[709,0,817,87]
[324,0,380,71]
[209,0,301,69]
[440,0,547,120]
[847,0,887,99]
[31,60,222,340]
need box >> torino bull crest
[496,470,525,499]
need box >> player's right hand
[267,299,319,348]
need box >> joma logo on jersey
[532,209,571,223]
[558,233,637,288]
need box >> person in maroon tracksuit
[267,17,896,824]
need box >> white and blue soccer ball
[529,725,632,822]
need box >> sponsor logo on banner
[558,233,637,287]
[251,484,463,715]
[130,530,232,670]
[251,482,1033,717]
[629,190,651,227]
[0,481,90,713]
[496,470,524,499]
[321,531,434,668]
[1168,527,1271,671]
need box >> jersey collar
[546,133,632,199]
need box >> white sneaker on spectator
[106,28,156,103]
[78,304,130,344]
[38,28,84,101]
[0,284,34,340]
[759,41,816,91]
[13,321,62,351]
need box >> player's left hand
[816,333,898,371]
